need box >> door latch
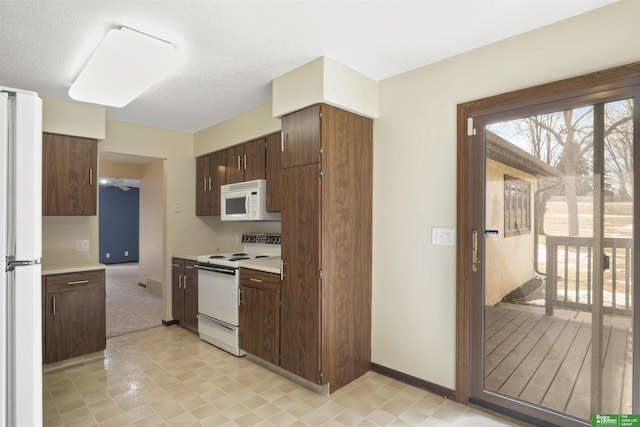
[472,230,479,272]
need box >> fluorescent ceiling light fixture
[69,27,182,107]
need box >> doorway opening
[99,152,166,337]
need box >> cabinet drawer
[45,270,105,294]
[239,268,280,293]
[172,258,185,270]
[184,260,198,271]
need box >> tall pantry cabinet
[280,103,373,393]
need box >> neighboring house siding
[99,186,140,264]
[485,159,536,306]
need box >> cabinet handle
[243,154,247,171]
[249,278,262,283]
[280,259,285,280]
[67,280,89,286]
[52,296,56,316]
[239,288,243,305]
[179,274,184,289]
[203,178,207,192]
[237,155,241,171]
[208,177,212,191]
[89,168,93,186]
[183,275,188,289]
[281,131,285,152]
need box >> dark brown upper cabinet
[225,137,266,184]
[281,104,322,168]
[196,150,226,216]
[42,133,97,216]
[265,131,283,212]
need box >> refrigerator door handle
[5,255,41,272]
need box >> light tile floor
[43,326,521,426]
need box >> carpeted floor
[105,263,163,338]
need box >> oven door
[197,264,239,326]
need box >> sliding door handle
[472,231,479,272]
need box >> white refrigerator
[0,87,43,427]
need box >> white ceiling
[1,0,618,133]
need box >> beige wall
[372,0,640,389]
[193,103,280,156]
[99,160,145,179]
[484,160,536,306]
[138,160,166,291]
[272,56,379,119]
[42,97,105,139]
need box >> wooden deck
[485,303,633,420]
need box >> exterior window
[504,175,530,236]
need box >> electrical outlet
[106,253,110,259]
[432,227,455,246]
[125,251,129,256]
[76,240,89,251]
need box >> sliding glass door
[470,88,638,425]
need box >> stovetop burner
[197,233,281,267]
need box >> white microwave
[220,179,281,221]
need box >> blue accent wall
[99,186,139,264]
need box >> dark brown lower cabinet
[43,270,106,364]
[172,258,198,331]
[239,268,280,366]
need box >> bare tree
[604,99,633,201]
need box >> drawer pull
[52,296,56,316]
[249,278,263,283]
[67,280,89,286]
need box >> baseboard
[370,362,456,400]
[162,319,179,327]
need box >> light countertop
[172,253,208,262]
[42,262,106,276]
[237,257,281,274]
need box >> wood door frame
[455,62,640,404]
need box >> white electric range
[196,233,281,356]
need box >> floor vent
[146,278,163,295]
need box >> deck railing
[545,235,633,317]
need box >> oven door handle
[196,265,237,275]
[197,314,236,331]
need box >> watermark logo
[593,414,640,427]
[594,415,619,426]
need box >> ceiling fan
[101,177,131,191]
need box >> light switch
[432,227,455,246]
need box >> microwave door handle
[245,193,250,216]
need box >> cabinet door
[172,265,185,324]
[195,155,210,216]
[43,133,97,215]
[281,104,321,169]
[225,145,246,184]
[183,261,199,331]
[244,138,266,182]
[44,287,105,363]
[239,285,280,366]
[265,132,283,212]
[210,150,226,215]
[281,163,322,383]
